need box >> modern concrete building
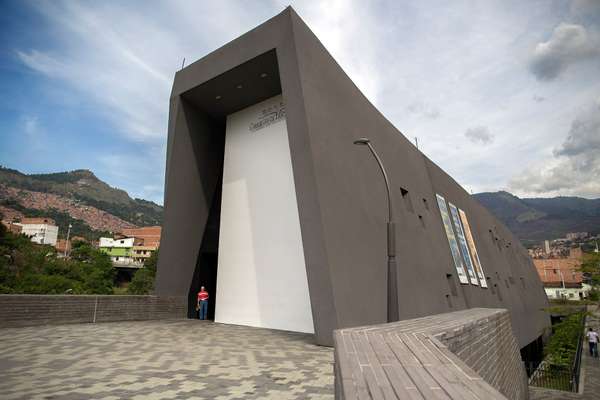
[156,7,550,348]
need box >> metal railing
[527,310,586,392]
[570,311,585,392]
[528,362,573,391]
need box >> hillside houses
[99,226,161,267]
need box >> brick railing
[334,308,529,400]
[0,294,187,328]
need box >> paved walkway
[0,320,334,400]
[529,306,600,400]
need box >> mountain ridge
[1,166,597,246]
[0,166,163,240]
[473,191,600,245]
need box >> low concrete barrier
[334,308,528,400]
[0,294,187,328]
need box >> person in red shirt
[197,286,209,320]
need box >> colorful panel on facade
[459,209,488,288]
[436,194,469,284]
[449,203,479,285]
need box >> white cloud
[22,115,39,137]
[16,1,269,143]
[17,50,68,79]
[12,0,600,200]
[529,23,600,80]
[464,126,494,145]
[406,102,440,119]
[570,0,600,24]
[533,95,545,102]
[277,0,382,104]
[509,99,600,198]
[19,115,47,152]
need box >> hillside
[474,191,600,245]
[0,166,163,240]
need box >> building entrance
[187,176,222,320]
[212,95,314,333]
[185,95,314,333]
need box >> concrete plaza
[0,320,334,400]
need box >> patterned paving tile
[0,320,334,400]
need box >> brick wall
[0,295,187,328]
[334,308,529,400]
[436,309,529,400]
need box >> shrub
[128,250,158,295]
[544,312,585,367]
[0,228,115,294]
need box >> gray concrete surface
[157,6,550,348]
[0,320,334,400]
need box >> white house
[16,218,59,246]
[98,237,135,248]
[544,284,592,301]
[98,237,138,266]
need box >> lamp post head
[353,138,370,145]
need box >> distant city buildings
[533,247,590,301]
[99,237,138,266]
[529,231,600,260]
[529,243,568,259]
[3,217,60,246]
[566,232,588,241]
[99,226,161,268]
[120,226,161,248]
[0,212,162,270]
[2,220,23,235]
[131,246,156,264]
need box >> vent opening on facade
[445,294,453,308]
[400,187,414,213]
[489,278,495,294]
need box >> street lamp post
[353,138,399,322]
[64,223,72,258]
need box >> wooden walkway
[334,308,526,400]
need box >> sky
[0,0,599,204]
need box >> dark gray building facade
[156,7,550,347]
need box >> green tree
[69,241,115,294]
[0,228,116,294]
[544,312,585,367]
[128,250,158,295]
[580,252,600,287]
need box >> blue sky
[1,0,599,204]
